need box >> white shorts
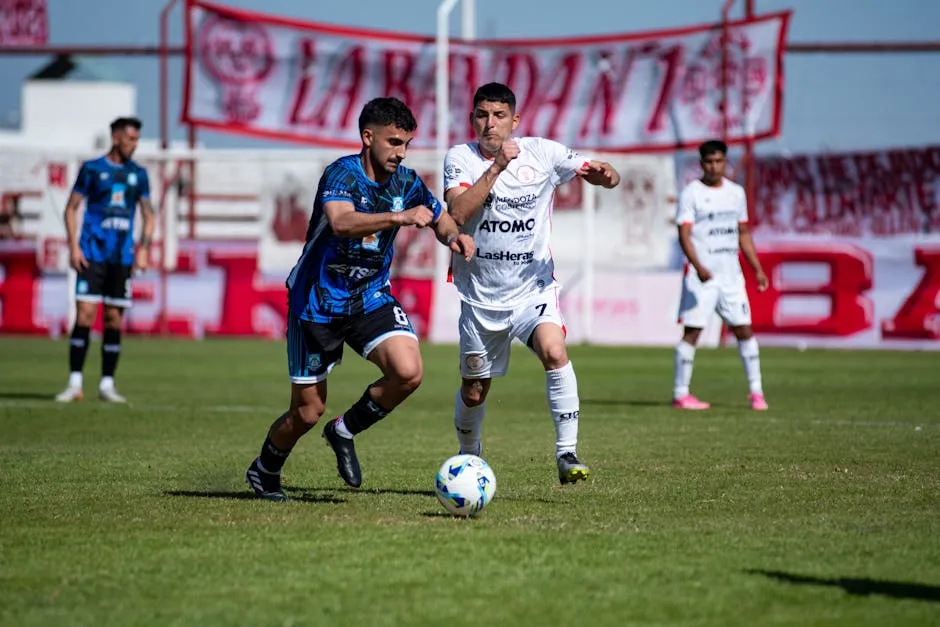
[677,273,752,329]
[459,288,564,379]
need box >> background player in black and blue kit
[56,117,155,403]
[246,97,474,500]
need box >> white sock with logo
[454,391,485,455]
[673,341,696,399]
[738,337,764,394]
[546,362,579,457]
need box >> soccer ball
[434,454,496,517]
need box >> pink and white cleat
[672,394,711,410]
[749,393,769,411]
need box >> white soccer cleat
[54,387,84,403]
[98,386,127,403]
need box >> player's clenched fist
[494,139,520,170]
[401,205,435,228]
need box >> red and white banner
[678,146,940,348]
[744,146,940,347]
[183,0,789,151]
[0,0,48,46]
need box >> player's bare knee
[290,405,324,431]
[103,307,123,329]
[539,344,569,371]
[682,327,703,345]
[75,303,96,327]
[461,380,488,406]
[289,402,324,431]
[391,361,423,395]
[732,325,754,341]
[461,378,489,406]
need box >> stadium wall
[2,144,938,349]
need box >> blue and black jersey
[72,156,151,265]
[287,155,442,322]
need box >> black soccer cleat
[245,457,289,502]
[322,419,362,488]
[557,452,590,485]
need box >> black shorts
[75,262,133,308]
[287,300,417,384]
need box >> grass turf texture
[1,337,938,626]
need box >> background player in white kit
[443,82,621,484]
[673,140,769,411]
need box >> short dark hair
[358,97,417,133]
[472,82,516,111]
[110,117,142,133]
[698,139,728,159]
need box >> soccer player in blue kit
[246,97,475,500]
[56,117,155,403]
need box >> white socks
[334,416,354,439]
[454,391,485,455]
[68,372,83,389]
[546,362,579,457]
[673,341,696,399]
[738,337,763,394]
[454,361,581,459]
[99,376,115,391]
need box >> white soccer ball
[434,454,496,517]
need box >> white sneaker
[55,387,84,402]
[98,386,127,403]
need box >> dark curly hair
[358,97,417,133]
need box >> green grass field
[1,337,938,626]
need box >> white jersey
[676,177,748,279]
[443,137,588,310]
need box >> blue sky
[1,0,938,154]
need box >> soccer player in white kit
[443,82,621,484]
[673,140,769,411]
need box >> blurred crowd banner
[0,0,48,46]
[183,0,790,152]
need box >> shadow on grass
[164,489,345,504]
[747,569,940,603]
[297,486,436,497]
[298,486,558,505]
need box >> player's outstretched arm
[135,197,156,272]
[738,222,768,291]
[576,160,621,189]
[431,211,474,261]
[324,200,430,238]
[63,191,88,271]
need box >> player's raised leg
[530,321,589,484]
[455,378,489,456]
[453,304,506,457]
[56,293,99,402]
